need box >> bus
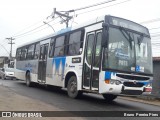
[15,15,153,102]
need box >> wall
[152,61,160,98]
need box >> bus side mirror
[102,23,109,47]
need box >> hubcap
[70,81,77,93]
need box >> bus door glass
[38,43,49,83]
[83,31,102,90]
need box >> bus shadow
[16,81,141,110]
[78,93,141,110]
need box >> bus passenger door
[38,44,49,83]
[83,31,102,90]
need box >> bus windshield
[103,27,153,74]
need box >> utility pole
[51,8,73,28]
[6,37,15,60]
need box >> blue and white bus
[15,15,153,102]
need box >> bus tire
[67,76,82,99]
[26,72,33,87]
[102,94,117,102]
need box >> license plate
[144,87,152,92]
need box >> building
[152,57,160,98]
[0,56,9,68]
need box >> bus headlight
[115,80,121,85]
[105,80,121,85]
[110,80,115,84]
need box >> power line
[13,0,118,39]
[60,0,117,12]
[76,0,131,15]
[151,34,160,37]
[10,0,130,40]
[15,21,61,39]
[12,24,46,38]
[149,27,160,30]
[13,17,59,38]
[140,18,160,24]
[11,18,47,37]
[50,0,120,28]
[0,44,10,55]
[150,32,160,35]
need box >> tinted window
[54,36,65,56]
[16,48,21,61]
[21,47,28,60]
[86,34,94,65]
[93,32,102,67]
[49,38,55,57]
[27,44,35,60]
[34,43,40,59]
[68,31,82,55]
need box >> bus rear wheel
[67,76,82,99]
[26,72,33,87]
[102,94,117,102]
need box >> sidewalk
[0,85,85,120]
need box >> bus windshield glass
[103,27,153,74]
[108,16,150,36]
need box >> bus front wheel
[102,94,117,102]
[67,76,82,99]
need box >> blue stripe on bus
[105,71,111,79]
[52,56,66,71]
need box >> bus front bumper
[101,84,152,96]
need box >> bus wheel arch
[65,72,82,98]
[65,72,76,88]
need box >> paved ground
[0,79,160,120]
[0,85,86,120]
[119,96,160,106]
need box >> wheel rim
[70,80,77,94]
[26,74,30,86]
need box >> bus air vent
[116,74,150,81]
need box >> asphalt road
[0,78,160,120]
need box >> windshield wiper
[138,34,144,46]
[119,26,133,49]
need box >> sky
[0,0,160,57]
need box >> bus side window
[93,32,102,67]
[54,36,65,57]
[67,31,82,56]
[27,44,35,60]
[86,34,94,65]
[34,43,40,59]
[16,48,22,61]
[21,47,28,60]
[49,38,55,57]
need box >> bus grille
[117,74,150,80]
[121,90,143,95]
[123,82,144,87]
